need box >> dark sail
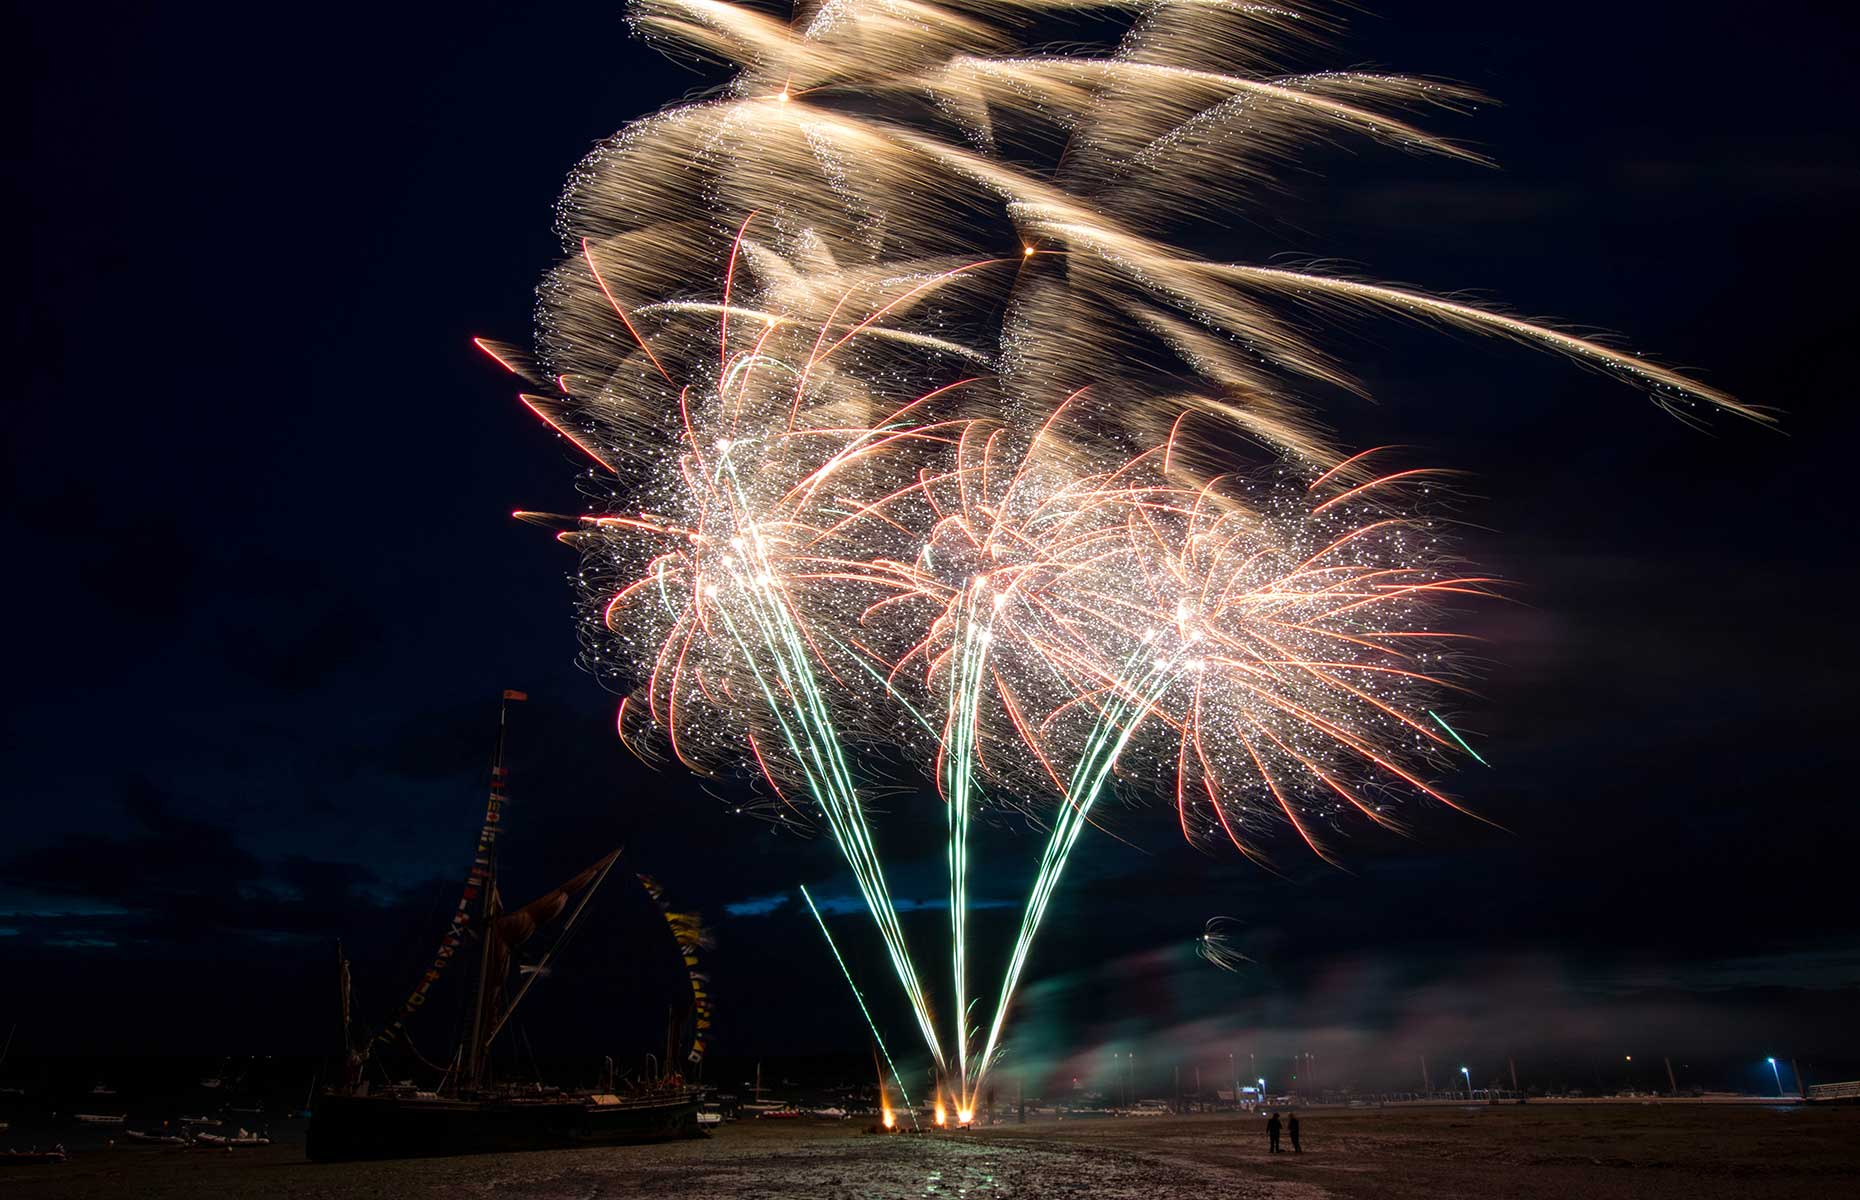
[495,852,620,951]
[476,849,624,1054]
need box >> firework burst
[495,0,1753,1113]
[548,0,1761,466]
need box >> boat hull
[307,1091,702,1161]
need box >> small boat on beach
[124,1130,189,1146]
[1,1147,68,1166]
[197,1128,271,1147]
[72,1114,126,1125]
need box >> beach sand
[8,1103,1855,1198]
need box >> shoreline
[5,1102,1855,1199]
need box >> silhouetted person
[1288,1111,1301,1153]
[1266,1110,1281,1152]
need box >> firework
[802,885,919,1128]
[549,0,1761,469]
[499,0,1752,1112]
[504,223,1002,1076]
[1195,917,1250,973]
[1430,709,1492,768]
[939,448,1493,1104]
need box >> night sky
[9,2,1858,1094]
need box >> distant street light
[1460,1065,1471,1101]
[1768,1057,1783,1097]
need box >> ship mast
[464,691,517,1092]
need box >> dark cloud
[3,778,263,912]
[2,483,200,662]
[221,593,384,694]
[0,777,409,973]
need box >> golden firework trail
[492,0,1753,1113]
[1195,916,1251,973]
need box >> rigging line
[485,849,624,1047]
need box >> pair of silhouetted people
[1265,1111,1301,1153]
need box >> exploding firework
[938,445,1494,1102]
[1195,917,1250,973]
[795,398,1493,1102]
[547,0,1760,463]
[497,0,1753,1117]
[511,253,971,1074]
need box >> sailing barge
[308,691,701,1161]
[308,1086,700,1160]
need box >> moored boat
[1,1147,68,1166]
[310,1088,699,1160]
[196,1128,271,1147]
